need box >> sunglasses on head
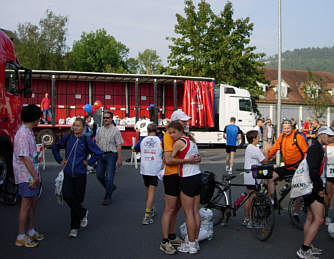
[282,120,292,125]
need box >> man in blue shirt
[223,117,241,174]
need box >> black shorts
[226,145,237,153]
[304,192,325,207]
[274,166,295,179]
[163,174,180,197]
[180,174,202,197]
[142,175,158,187]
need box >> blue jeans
[43,109,52,123]
[96,152,118,200]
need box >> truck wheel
[37,129,56,148]
[237,132,245,148]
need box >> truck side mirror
[23,69,32,98]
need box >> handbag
[54,138,78,204]
[290,158,313,198]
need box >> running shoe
[241,219,249,227]
[15,236,38,248]
[310,244,323,255]
[160,241,176,255]
[169,236,183,247]
[68,229,78,238]
[142,216,153,225]
[293,213,300,223]
[80,210,89,228]
[28,231,45,241]
[177,242,198,254]
[195,240,200,251]
[296,248,319,259]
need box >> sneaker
[80,210,89,228]
[310,244,323,255]
[15,236,38,248]
[142,216,153,225]
[325,216,332,226]
[68,229,78,238]
[177,242,198,254]
[169,236,183,247]
[28,231,45,241]
[160,241,176,255]
[195,240,200,251]
[225,166,230,172]
[241,219,249,227]
[246,221,253,229]
[228,168,233,175]
[296,248,319,259]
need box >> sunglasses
[282,120,292,125]
[103,117,111,119]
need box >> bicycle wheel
[206,187,229,226]
[250,195,275,241]
[288,198,307,231]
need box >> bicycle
[274,174,307,230]
[202,166,275,241]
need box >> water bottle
[234,192,247,208]
[279,183,290,196]
[208,221,213,240]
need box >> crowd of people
[12,104,334,258]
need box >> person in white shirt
[254,118,264,148]
[325,133,334,225]
[243,130,268,228]
[133,123,163,225]
[134,116,150,140]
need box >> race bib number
[327,164,334,178]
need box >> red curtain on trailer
[182,80,214,128]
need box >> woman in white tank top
[167,121,201,253]
[325,141,334,224]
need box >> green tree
[167,0,267,99]
[14,9,68,70]
[71,29,130,73]
[137,49,163,74]
[302,71,332,119]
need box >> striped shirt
[96,125,124,152]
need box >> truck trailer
[20,70,255,147]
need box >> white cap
[171,110,191,122]
[317,126,334,136]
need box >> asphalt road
[1,148,333,259]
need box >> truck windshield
[5,62,19,95]
[239,99,252,112]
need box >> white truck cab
[192,84,255,145]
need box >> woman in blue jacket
[52,117,103,238]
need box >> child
[14,104,43,247]
[243,130,268,228]
[133,123,163,225]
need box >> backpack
[200,171,216,205]
[280,131,308,168]
[64,133,91,158]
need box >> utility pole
[276,0,282,165]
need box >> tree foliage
[167,0,267,98]
[302,71,332,119]
[14,9,68,70]
[137,49,162,74]
[266,47,334,75]
[71,29,130,73]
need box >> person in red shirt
[40,93,52,124]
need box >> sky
[1,0,333,63]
